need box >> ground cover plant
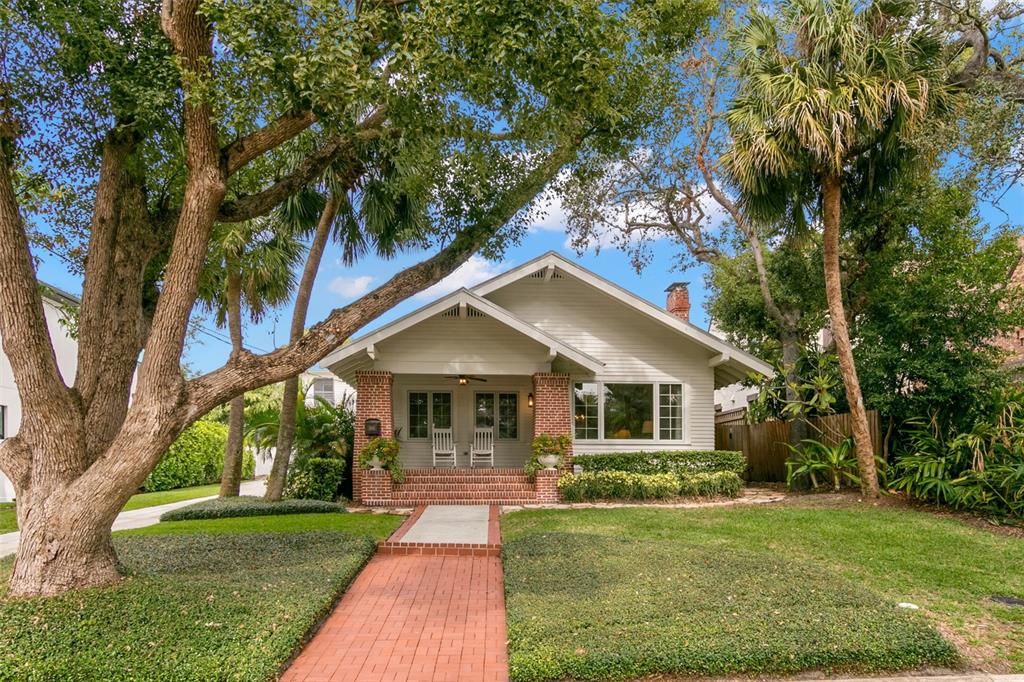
[502,504,1024,680]
[126,511,402,539]
[0,513,403,680]
[160,496,346,521]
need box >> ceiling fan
[444,374,487,385]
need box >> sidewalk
[281,505,508,682]
[0,479,266,558]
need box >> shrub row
[556,470,743,502]
[142,421,255,492]
[575,450,746,477]
[160,495,346,521]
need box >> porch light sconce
[458,376,469,385]
[364,418,382,437]
[528,392,534,408]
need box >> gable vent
[438,304,488,319]
[527,269,563,280]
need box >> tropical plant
[891,389,1024,517]
[747,348,843,424]
[526,434,572,477]
[246,384,354,467]
[785,438,860,492]
[359,437,404,484]
[198,219,304,497]
[725,0,951,496]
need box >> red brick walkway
[280,508,509,682]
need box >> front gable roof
[471,251,773,385]
[321,288,605,382]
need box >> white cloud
[529,190,568,232]
[414,255,508,300]
[329,275,375,299]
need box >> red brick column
[353,370,393,503]
[361,469,394,506]
[535,469,559,503]
[532,372,573,469]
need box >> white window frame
[311,378,335,404]
[406,390,453,441]
[571,380,687,444]
[474,391,520,441]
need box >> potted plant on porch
[526,433,571,477]
[359,437,405,483]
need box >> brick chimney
[665,282,690,322]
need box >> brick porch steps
[390,468,539,505]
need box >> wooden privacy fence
[715,410,882,482]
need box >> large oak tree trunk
[265,197,337,502]
[220,271,246,497]
[821,173,879,497]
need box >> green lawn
[0,504,14,534]
[120,484,222,511]
[0,484,228,533]
[0,512,404,681]
[502,504,1024,681]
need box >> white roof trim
[320,288,604,373]
[472,251,773,378]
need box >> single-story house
[324,252,771,505]
[0,283,80,502]
[325,252,771,505]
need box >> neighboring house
[0,284,80,502]
[250,368,356,478]
[323,252,771,505]
[995,236,1024,371]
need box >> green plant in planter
[526,434,571,477]
[359,437,404,483]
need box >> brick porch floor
[280,508,509,682]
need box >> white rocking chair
[432,427,456,468]
[471,428,494,468]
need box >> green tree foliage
[851,182,1024,428]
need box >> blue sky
[32,179,1023,378]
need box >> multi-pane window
[573,382,600,440]
[573,382,683,441]
[659,384,683,440]
[408,392,429,439]
[475,392,519,440]
[498,393,518,439]
[603,384,654,440]
[432,392,452,429]
[311,378,335,404]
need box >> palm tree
[199,219,304,497]
[724,0,949,496]
[263,148,424,501]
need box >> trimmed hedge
[557,471,681,501]
[557,470,743,502]
[286,457,346,501]
[575,449,746,477]
[679,471,744,497]
[142,421,255,492]
[160,496,346,521]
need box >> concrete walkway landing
[280,505,509,681]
